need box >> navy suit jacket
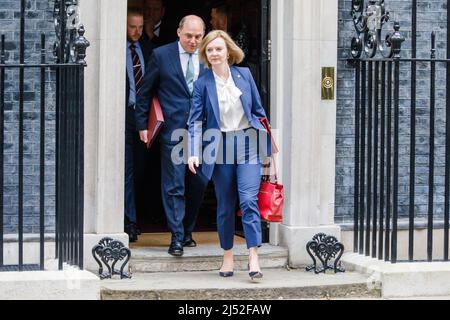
[188,66,272,181]
[135,41,205,144]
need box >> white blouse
[213,69,251,132]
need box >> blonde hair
[199,30,244,68]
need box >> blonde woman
[187,30,272,280]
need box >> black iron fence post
[40,34,46,270]
[390,22,405,264]
[385,60,392,262]
[0,34,4,267]
[391,55,399,264]
[409,0,418,263]
[74,25,89,269]
[366,61,373,256]
[360,62,366,255]
[18,0,26,271]
[445,0,450,262]
[354,60,360,253]
[428,32,437,262]
[373,60,379,258]
[379,60,386,260]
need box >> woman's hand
[188,156,200,174]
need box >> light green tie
[185,53,194,94]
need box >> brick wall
[0,0,56,233]
[336,0,449,224]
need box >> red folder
[146,97,164,148]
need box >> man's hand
[139,130,149,144]
[188,156,199,174]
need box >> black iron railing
[0,0,88,271]
[348,0,450,263]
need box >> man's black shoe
[128,232,138,242]
[168,241,184,256]
[125,223,138,243]
[182,235,197,247]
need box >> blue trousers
[211,131,262,250]
[160,142,207,242]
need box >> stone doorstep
[342,253,450,298]
[129,244,289,273]
[100,268,380,300]
[0,269,101,300]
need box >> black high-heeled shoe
[248,264,263,280]
[219,263,234,277]
[219,270,234,277]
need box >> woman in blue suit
[187,30,272,280]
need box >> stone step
[129,244,288,273]
[100,268,381,300]
[342,253,450,298]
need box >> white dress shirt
[178,42,200,81]
[213,68,251,132]
[153,20,161,37]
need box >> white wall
[79,0,128,234]
[271,0,340,266]
[78,0,129,269]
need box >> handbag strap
[259,117,279,154]
[271,156,279,182]
[262,156,279,182]
[260,117,279,182]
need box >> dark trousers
[125,127,137,224]
[125,107,151,224]
[160,142,207,242]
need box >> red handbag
[237,118,284,223]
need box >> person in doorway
[135,15,208,257]
[125,10,153,242]
[210,2,249,59]
[187,30,272,280]
[143,0,166,47]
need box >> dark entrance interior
[127,0,270,235]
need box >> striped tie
[130,43,143,94]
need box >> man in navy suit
[142,0,166,48]
[135,15,207,256]
[125,10,153,242]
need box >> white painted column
[78,0,129,270]
[271,0,340,266]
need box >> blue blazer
[135,41,205,144]
[188,66,272,181]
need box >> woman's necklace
[214,65,229,82]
